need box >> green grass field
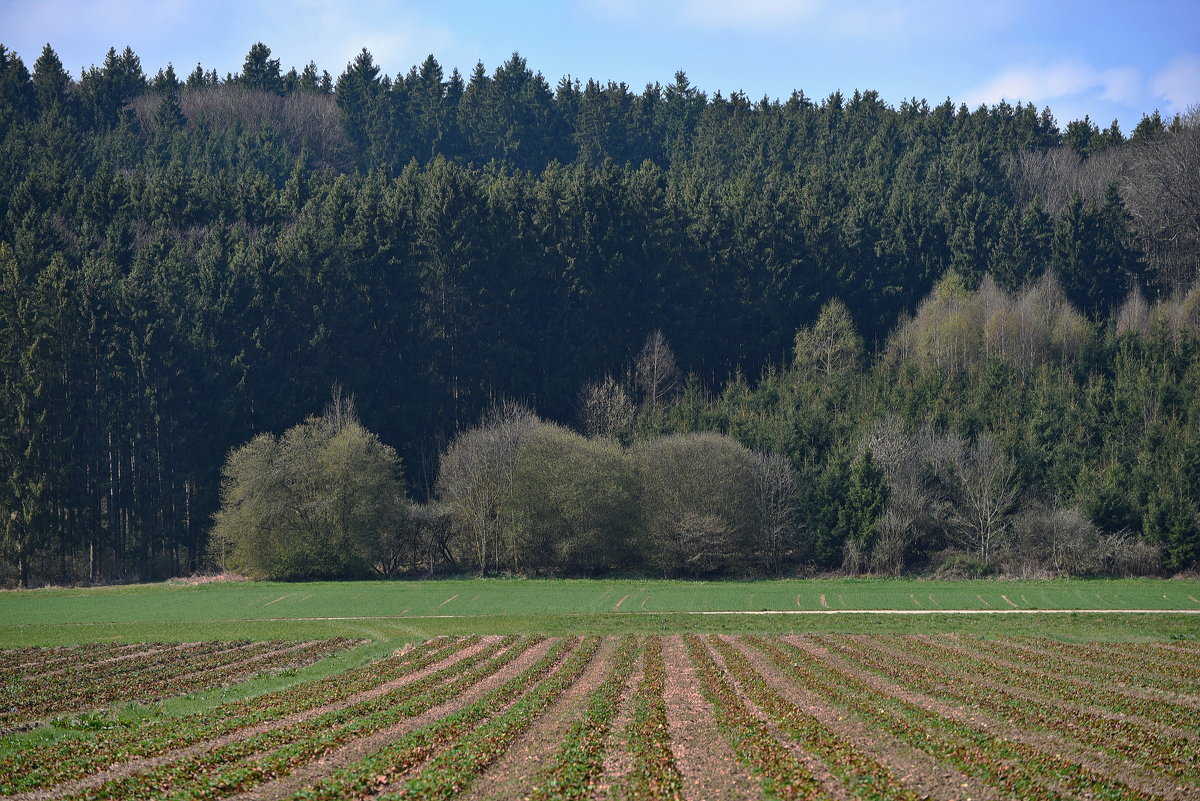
[2,577,1198,645]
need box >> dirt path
[660,636,759,801]
[458,637,618,801]
[785,636,1197,801]
[13,637,501,801]
[227,638,558,801]
[722,636,1003,801]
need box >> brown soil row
[156,639,335,689]
[701,637,853,801]
[15,637,502,801]
[876,634,1189,730]
[33,643,173,678]
[226,637,558,801]
[14,641,334,736]
[14,636,1197,801]
[660,635,760,801]
[591,639,644,801]
[715,636,1002,801]
[994,637,1200,689]
[456,638,620,801]
[783,635,1196,801]
[7,642,149,674]
[947,635,1200,700]
[908,634,1200,721]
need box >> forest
[0,41,1197,585]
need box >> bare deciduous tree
[635,330,680,412]
[1121,107,1200,290]
[577,373,635,439]
[1004,145,1122,214]
[1116,285,1151,337]
[435,401,539,574]
[751,450,804,574]
[948,434,1019,565]
[129,84,349,168]
[888,270,1090,376]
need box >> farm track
[3,635,1198,800]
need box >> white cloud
[1151,54,1200,113]
[963,59,1146,115]
[1098,67,1141,105]
[964,60,1101,107]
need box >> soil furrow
[226,637,558,801]
[661,635,759,801]
[908,634,1200,720]
[703,637,851,801]
[12,637,501,801]
[784,636,1195,801]
[36,644,176,678]
[988,638,1199,691]
[456,637,618,801]
[591,640,644,801]
[724,636,1004,801]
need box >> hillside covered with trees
[1,41,1197,585]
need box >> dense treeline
[0,41,1196,584]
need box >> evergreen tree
[237,42,284,94]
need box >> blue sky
[1,0,1197,133]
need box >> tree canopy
[0,41,1197,584]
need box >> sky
[1,0,1197,134]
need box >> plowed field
[1,635,1197,800]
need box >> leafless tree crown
[635,329,681,412]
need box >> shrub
[209,395,406,580]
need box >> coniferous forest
[1,41,1198,585]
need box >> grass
[1,577,1198,645]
